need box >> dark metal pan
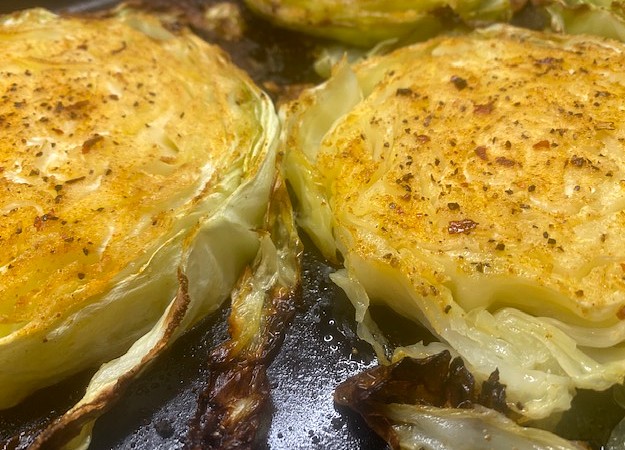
[1,2,623,449]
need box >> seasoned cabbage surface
[283,24,625,420]
[0,6,281,446]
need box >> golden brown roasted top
[0,9,265,337]
[295,26,625,323]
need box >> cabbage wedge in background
[283,23,625,448]
[244,0,625,48]
[544,0,625,42]
[0,7,299,449]
[244,0,514,47]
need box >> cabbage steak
[283,22,625,441]
[0,7,293,449]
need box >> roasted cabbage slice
[243,0,513,47]
[0,6,285,448]
[244,0,625,49]
[283,24,625,421]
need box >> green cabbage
[0,7,293,449]
[282,23,625,426]
[244,0,513,47]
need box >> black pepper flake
[547,238,556,245]
[77,272,85,279]
[444,305,452,314]
[495,156,516,167]
[447,202,460,210]
[528,185,536,192]
[82,248,89,256]
[450,75,468,90]
[82,134,103,154]
[495,243,505,251]
[575,290,584,297]
[396,87,414,97]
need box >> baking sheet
[1,2,624,449]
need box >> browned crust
[185,176,302,449]
[334,351,510,450]
[185,286,300,450]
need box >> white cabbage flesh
[282,24,625,422]
[386,404,586,450]
[0,7,287,449]
[545,0,625,43]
